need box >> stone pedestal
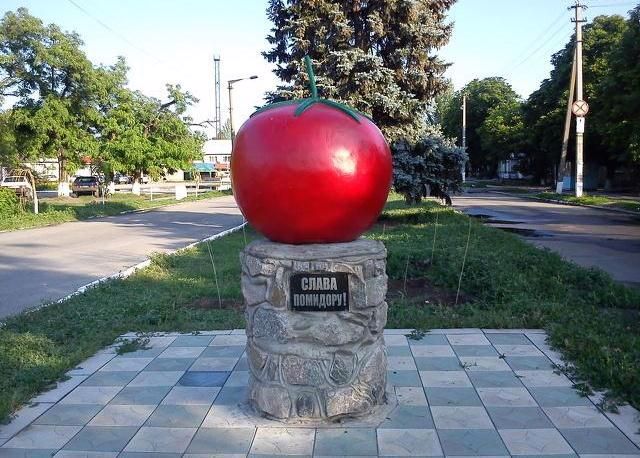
[242,239,388,421]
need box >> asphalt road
[0,195,243,318]
[453,191,640,288]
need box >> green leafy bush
[0,187,21,217]
[392,127,467,205]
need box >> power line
[499,9,567,75]
[504,20,570,76]
[588,2,637,7]
[65,0,165,66]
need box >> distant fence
[109,180,231,200]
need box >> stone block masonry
[241,238,389,421]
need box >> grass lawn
[0,190,229,232]
[1,194,639,423]
[537,192,640,214]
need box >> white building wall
[203,140,232,164]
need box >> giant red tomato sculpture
[231,57,392,244]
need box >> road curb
[17,222,247,317]
[487,190,640,216]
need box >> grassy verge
[1,195,639,423]
[35,182,58,191]
[0,191,230,232]
[537,192,640,214]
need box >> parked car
[114,173,132,184]
[0,176,33,198]
[71,176,101,196]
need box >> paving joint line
[406,333,447,456]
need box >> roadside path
[0,195,243,318]
[453,192,640,288]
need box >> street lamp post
[228,75,258,148]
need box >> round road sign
[572,100,589,117]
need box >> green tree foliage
[96,85,204,181]
[1,8,93,177]
[0,8,203,182]
[215,118,232,140]
[477,99,525,171]
[0,111,17,165]
[263,0,456,143]
[522,14,633,183]
[0,187,21,217]
[440,77,523,176]
[597,6,640,176]
[434,80,455,125]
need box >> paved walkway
[0,196,243,318]
[453,192,640,288]
[1,329,639,457]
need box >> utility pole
[571,0,587,197]
[556,49,577,194]
[228,81,234,147]
[213,56,221,138]
[228,75,259,148]
[461,94,467,182]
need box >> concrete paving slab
[109,386,171,406]
[249,428,315,456]
[123,427,197,453]
[33,404,103,426]
[314,429,378,456]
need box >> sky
[1,0,637,139]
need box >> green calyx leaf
[250,56,368,123]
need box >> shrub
[0,187,21,217]
[392,127,467,205]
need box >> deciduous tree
[96,85,204,181]
[440,77,522,176]
[0,8,205,185]
[0,8,106,179]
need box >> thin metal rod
[206,241,223,309]
[431,210,439,265]
[455,218,472,306]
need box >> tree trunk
[58,156,65,182]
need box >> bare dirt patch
[388,277,472,306]
[186,297,244,310]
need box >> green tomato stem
[250,56,369,124]
[304,55,318,99]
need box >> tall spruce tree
[263,0,456,143]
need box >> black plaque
[289,272,349,312]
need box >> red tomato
[231,102,392,244]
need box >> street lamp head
[229,75,259,86]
